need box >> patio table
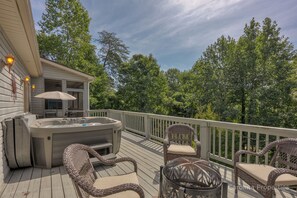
[159,157,228,198]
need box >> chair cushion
[91,172,140,198]
[167,145,196,155]
[236,163,297,186]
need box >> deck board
[39,169,51,198]
[27,168,42,198]
[0,131,296,198]
[51,167,64,198]
[13,167,33,197]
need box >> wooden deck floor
[0,131,297,198]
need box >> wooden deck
[0,131,297,198]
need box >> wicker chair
[63,144,144,198]
[163,124,201,164]
[234,138,297,198]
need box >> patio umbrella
[34,91,76,100]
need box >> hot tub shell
[30,117,122,168]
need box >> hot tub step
[90,143,112,151]
[90,153,117,166]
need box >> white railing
[87,109,297,166]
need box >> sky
[31,0,297,71]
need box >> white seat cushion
[167,145,196,155]
[91,172,140,198]
[237,163,297,186]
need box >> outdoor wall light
[24,76,30,83]
[32,84,36,92]
[1,54,15,72]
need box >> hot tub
[30,117,122,168]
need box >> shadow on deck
[0,131,296,198]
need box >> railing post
[200,122,210,160]
[144,114,151,139]
[121,111,126,131]
[106,109,111,118]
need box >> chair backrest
[166,124,195,145]
[269,138,297,170]
[63,144,97,198]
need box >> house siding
[31,62,90,117]
[31,76,45,116]
[42,63,87,81]
[0,29,30,183]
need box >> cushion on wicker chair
[91,172,140,198]
[167,145,196,155]
[236,163,297,186]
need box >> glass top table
[159,157,227,198]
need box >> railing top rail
[90,109,297,136]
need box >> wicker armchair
[163,124,201,164]
[63,144,144,198]
[234,138,297,198]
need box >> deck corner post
[106,109,111,117]
[121,111,126,131]
[144,114,151,139]
[200,122,210,160]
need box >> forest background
[37,0,297,128]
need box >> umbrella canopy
[34,91,76,100]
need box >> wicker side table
[159,157,228,198]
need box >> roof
[41,58,95,81]
[0,0,42,77]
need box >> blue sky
[31,0,297,71]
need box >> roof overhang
[41,58,95,81]
[0,0,42,77]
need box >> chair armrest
[234,150,262,165]
[163,139,169,150]
[87,147,138,172]
[91,183,145,198]
[267,168,297,187]
[113,157,138,172]
[163,138,169,145]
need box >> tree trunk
[241,88,246,124]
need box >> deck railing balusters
[87,109,297,166]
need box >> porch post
[61,79,67,117]
[200,122,210,160]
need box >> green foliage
[37,0,97,70]
[117,54,169,114]
[37,0,113,108]
[96,30,129,86]
[187,17,297,127]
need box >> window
[44,79,62,109]
[67,81,84,89]
[68,91,83,110]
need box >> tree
[96,30,129,84]
[191,36,237,121]
[37,0,97,71]
[189,17,297,127]
[117,54,168,114]
[37,0,113,109]
[255,18,296,127]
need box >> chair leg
[234,168,238,194]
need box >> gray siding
[0,29,29,183]
[31,77,45,116]
[43,63,86,81]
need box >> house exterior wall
[31,62,91,117]
[0,29,30,183]
[31,76,45,116]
